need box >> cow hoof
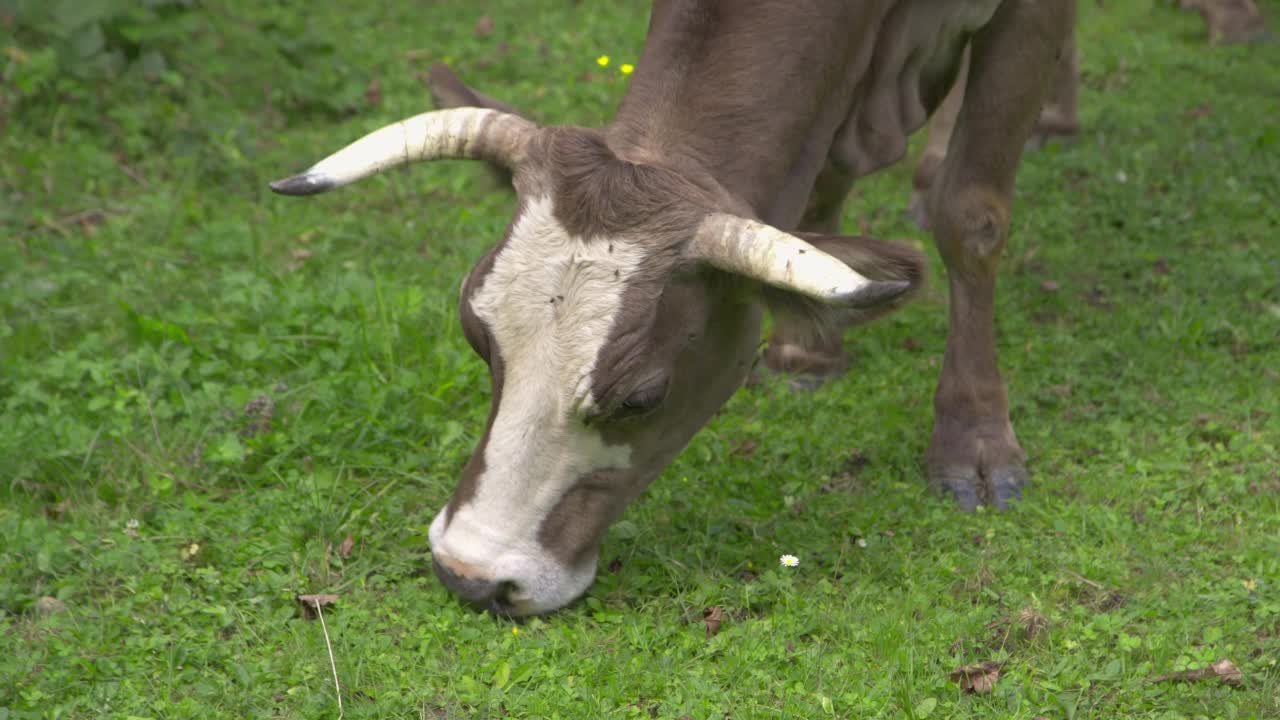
[929,467,982,511]
[929,463,1028,511]
[926,415,1029,511]
[988,464,1029,509]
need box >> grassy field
[3,1,1279,717]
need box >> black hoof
[930,467,981,512]
[988,465,1029,509]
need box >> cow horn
[690,213,911,305]
[269,108,535,196]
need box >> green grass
[3,1,1279,717]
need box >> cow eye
[618,379,669,418]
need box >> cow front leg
[910,4,1078,230]
[925,0,1073,510]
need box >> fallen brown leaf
[474,15,494,37]
[1152,258,1170,275]
[297,593,339,621]
[1040,279,1060,292]
[338,534,355,560]
[949,661,1003,694]
[703,606,725,639]
[1152,659,1243,687]
[365,78,382,107]
[731,439,757,457]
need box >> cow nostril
[432,557,527,613]
[433,557,500,606]
[494,580,519,608]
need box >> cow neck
[603,0,890,229]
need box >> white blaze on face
[429,195,642,614]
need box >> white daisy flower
[779,554,799,568]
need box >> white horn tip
[269,172,337,196]
[832,280,913,307]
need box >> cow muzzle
[428,509,598,616]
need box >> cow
[271,0,1073,615]
[1183,0,1270,45]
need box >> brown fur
[538,129,711,242]
[427,0,1073,607]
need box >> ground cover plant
[2,0,1279,717]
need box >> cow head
[272,109,923,615]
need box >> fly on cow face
[272,105,920,615]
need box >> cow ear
[759,232,926,343]
[427,62,538,191]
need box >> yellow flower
[596,55,610,67]
[620,63,634,75]
[1243,579,1257,591]
[511,626,520,636]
